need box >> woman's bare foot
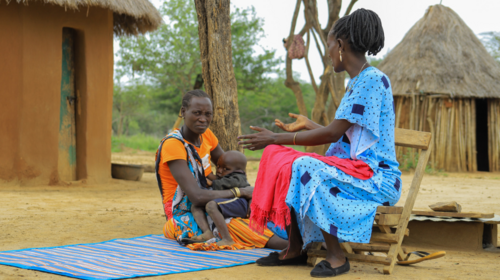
[216,238,235,247]
[192,231,214,241]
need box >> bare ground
[0,150,499,279]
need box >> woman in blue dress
[238,9,401,277]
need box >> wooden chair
[307,128,432,274]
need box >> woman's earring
[339,50,343,62]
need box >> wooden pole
[471,99,477,171]
[426,98,436,169]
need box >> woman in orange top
[156,89,286,250]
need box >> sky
[132,0,500,83]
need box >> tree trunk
[116,101,124,137]
[194,0,242,152]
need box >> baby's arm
[211,175,244,190]
[206,173,218,187]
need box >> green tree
[115,0,282,116]
[112,80,152,136]
[239,74,316,134]
[480,31,500,63]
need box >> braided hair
[329,8,384,56]
[182,89,212,108]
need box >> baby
[191,151,250,246]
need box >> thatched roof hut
[5,0,163,35]
[0,0,161,184]
[379,5,500,172]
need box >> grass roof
[5,0,162,36]
[378,5,500,98]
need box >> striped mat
[0,235,276,280]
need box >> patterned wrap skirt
[285,156,401,247]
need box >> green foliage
[111,134,161,153]
[113,0,285,137]
[367,56,384,68]
[480,31,500,63]
[239,75,316,134]
[115,0,281,113]
[399,149,418,171]
[399,149,444,175]
[243,145,306,159]
[112,81,179,137]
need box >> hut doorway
[58,28,78,181]
[475,99,489,171]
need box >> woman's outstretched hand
[275,113,311,132]
[238,126,275,151]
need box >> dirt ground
[0,150,499,279]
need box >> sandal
[256,251,308,266]
[310,259,350,278]
[397,251,446,266]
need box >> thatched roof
[378,5,500,98]
[6,0,162,36]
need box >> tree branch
[344,0,358,16]
[285,0,308,117]
[298,23,312,36]
[304,31,318,93]
[311,29,326,67]
[304,1,328,50]
[328,76,340,107]
[287,0,302,47]
[324,0,342,33]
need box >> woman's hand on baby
[275,113,310,132]
[240,186,254,200]
[238,126,275,151]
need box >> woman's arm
[168,159,252,207]
[238,119,353,150]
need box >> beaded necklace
[346,62,370,93]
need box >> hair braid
[182,89,212,109]
[329,8,384,56]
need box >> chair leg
[383,243,400,274]
[340,242,354,254]
[307,242,323,267]
[397,247,406,261]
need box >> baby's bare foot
[216,239,235,247]
[192,231,214,241]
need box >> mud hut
[378,5,500,172]
[0,0,161,184]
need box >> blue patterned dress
[285,67,402,246]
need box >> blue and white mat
[0,235,275,280]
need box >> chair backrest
[394,128,432,150]
[307,128,434,274]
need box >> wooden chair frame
[307,128,432,274]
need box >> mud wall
[0,2,114,185]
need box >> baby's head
[216,151,247,178]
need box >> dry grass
[4,0,162,36]
[378,4,500,98]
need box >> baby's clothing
[213,197,249,218]
[211,171,250,219]
[211,171,250,190]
